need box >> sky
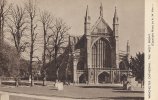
[7,0,144,59]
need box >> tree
[45,36,54,62]
[19,58,29,78]
[129,52,144,87]
[0,43,18,77]
[25,0,38,86]
[50,18,70,82]
[7,5,28,86]
[39,10,53,85]
[0,0,11,48]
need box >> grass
[0,81,144,100]
[10,96,46,100]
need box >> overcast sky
[8,0,144,59]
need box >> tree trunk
[54,46,58,81]
[29,19,34,87]
[0,16,2,48]
[42,25,46,86]
[15,53,21,87]
[56,67,59,81]
[29,48,33,86]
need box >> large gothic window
[92,38,111,69]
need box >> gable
[91,17,113,35]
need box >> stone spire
[85,5,89,19]
[113,6,119,68]
[100,3,103,17]
[113,6,118,24]
[127,40,130,56]
[85,5,90,23]
[84,5,91,35]
[113,6,119,36]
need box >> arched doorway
[79,74,86,83]
[92,38,111,69]
[98,72,110,83]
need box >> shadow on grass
[108,96,144,100]
[113,87,144,93]
[2,81,47,87]
[50,88,57,90]
[34,83,43,86]
[2,81,30,86]
[48,94,144,100]
[113,90,144,93]
[2,82,16,86]
[112,87,124,90]
[79,85,121,89]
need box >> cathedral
[69,4,131,84]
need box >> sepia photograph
[0,0,149,100]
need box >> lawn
[0,82,144,100]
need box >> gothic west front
[69,4,131,84]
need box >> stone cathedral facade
[68,5,130,84]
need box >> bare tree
[45,35,54,62]
[25,0,38,86]
[0,0,11,48]
[50,18,70,82]
[39,10,53,85]
[7,5,28,86]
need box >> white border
[145,0,158,99]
